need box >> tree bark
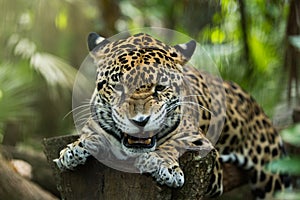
[96,0,121,36]
[43,135,248,200]
[293,107,300,123]
[0,152,58,200]
[285,0,300,102]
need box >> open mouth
[123,133,156,148]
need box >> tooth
[128,138,134,144]
[145,139,151,145]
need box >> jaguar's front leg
[135,129,214,188]
[135,150,184,187]
[53,121,113,171]
[53,138,90,171]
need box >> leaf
[211,29,225,44]
[267,156,300,175]
[55,8,68,30]
[30,52,77,89]
[289,35,300,50]
[0,63,35,122]
[14,38,36,59]
[275,191,300,200]
[280,123,300,147]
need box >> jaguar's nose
[130,116,150,127]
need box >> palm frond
[30,52,77,89]
[0,63,35,122]
[8,34,78,98]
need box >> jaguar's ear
[174,40,196,61]
[87,32,109,52]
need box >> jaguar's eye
[155,85,166,92]
[114,84,124,92]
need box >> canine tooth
[128,138,134,144]
[145,139,151,145]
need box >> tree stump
[43,135,248,200]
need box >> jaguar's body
[54,32,290,199]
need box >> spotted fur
[54,32,290,199]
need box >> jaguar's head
[88,32,196,155]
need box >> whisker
[74,116,90,125]
[63,101,91,120]
[180,94,212,103]
[74,113,92,121]
[74,112,100,127]
[73,108,91,119]
[176,101,213,115]
[165,100,213,120]
[74,110,95,120]
[179,94,206,99]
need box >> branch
[0,153,58,200]
[1,145,59,197]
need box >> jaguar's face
[89,33,196,155]
[111,64,184,155]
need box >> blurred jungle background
[0,0,299,199]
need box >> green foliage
[267,155,300,175]
[8,35,77,91]
[289,35,300,50]
[0,64,35,121]
[267,124,300,197]
[281,123,300,147]
[275,191,300,200]
[0,0,85,143]
[0,63,35,142]
[268,124,300,187]
[198,0,289,116]
[268,124,300,173]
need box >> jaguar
[54,32,290,199]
